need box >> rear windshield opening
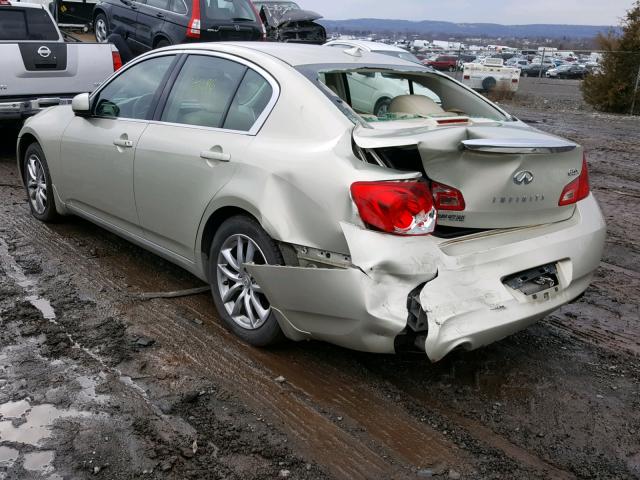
[301,66,510,125]
[0,8,59,41]
[202,0,257,22]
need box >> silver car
[17,43,606,361]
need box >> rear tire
[208,215,286,347]
[94,13,109,43]
[155,39,171,49]
[22,143,60,223]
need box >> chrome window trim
[154,51,281,136]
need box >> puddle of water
[23,450,55,474]
[0,402,89,446]
[0,239,57,321]
[0,399,30,419]
[0,446,18,467]
[75,375,109,404]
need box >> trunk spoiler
[352,124,578,153]
[462,138,577,154]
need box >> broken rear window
[297,64,511,125]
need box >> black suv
[93,0,264,54]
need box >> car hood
[260,6,323,27]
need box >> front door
[59,54,176,234]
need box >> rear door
[134,54,277,259]
[198,0,261,41]
[58,54,176,234]
[109,0,141,47]
[134,0,169,49]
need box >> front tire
[23,143,60,223]
[208,215,285,347]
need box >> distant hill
[318,18,617,39]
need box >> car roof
[172,42,422,69]
[325,40,409,53]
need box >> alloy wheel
[216,234,271,330]
[26,154,47,215]
[95,18,108,43]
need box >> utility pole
[631,61,640,116]
[539,48,546,79]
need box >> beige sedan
[17,42,606,361]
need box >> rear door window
[223,69,273,131]
[0,8,59,40]
[161,55,247,128]
[202,0,256,21]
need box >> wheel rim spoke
[250,291,270,322]
[235,237,244,269]
[218,264,240,283]
[244,293,256,327]
[231,290,246,316]
[222,281,243,303]
[221,248,239,271]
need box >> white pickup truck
[0,0,120,122]
[461,57,521,93]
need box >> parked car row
[92,0,326,56]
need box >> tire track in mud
[1,204,572,479]
[0,200,464,478]
[0,156,633,479]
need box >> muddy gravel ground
[0,106,638,480]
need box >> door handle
[155,12,164,17]
[200,148,230,162]
[113,138,134,148]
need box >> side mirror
[72,93,91,116]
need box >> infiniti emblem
[37,46,51,58]
[513,170,534,185]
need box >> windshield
[373,50,422,65]
[201,0,257,21]
[298,65,510,125]
[0,8,59,41]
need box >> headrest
[389,95,445,116]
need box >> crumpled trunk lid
[353,122,582,229]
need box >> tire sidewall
[23,143,58,223]
[208,215,285,347]
[374,97,391,117]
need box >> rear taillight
[558,155,590,206]
[111,50,122,71]
[463,75,470,80]
[431,182,466,211]
[350,181,437,236]
[186,0,201,39]
[0,0,12,5]
[249,1,267,40]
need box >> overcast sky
[302,0,633,26]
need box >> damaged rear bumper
[247,194,606,361]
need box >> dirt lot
[0,105,639,480]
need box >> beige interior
[389,94,445,116]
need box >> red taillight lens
[558,155,590,206]
[186,0,201,39]
[431,181,466,211]
[111,51,122,71]
[350,181,437,236]
[463,75,470,80]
